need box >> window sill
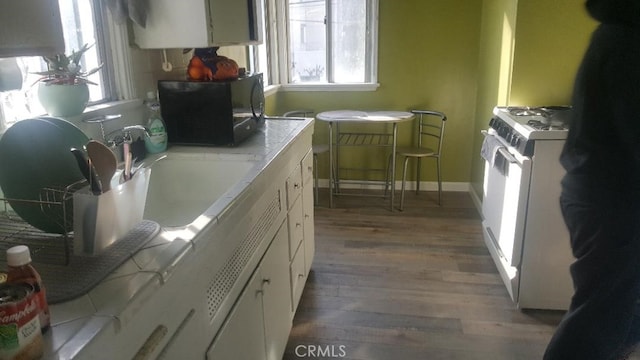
[264,84,280,97]
[280,83,380,92]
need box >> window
[249,0,377,90]
[287,0,378,85]
[250,0,282,88]
[0,0,115,125]
[250,0,273,86]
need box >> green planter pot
[38,82,90,117]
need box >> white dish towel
[481,134,503,167]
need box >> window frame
[0,0,136,128]
[104,7,136,101]
[92,0,119,103]
[57,0,136,103]
[254,0,379,92]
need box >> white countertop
[43,118,314,359]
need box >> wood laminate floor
[284,189,640,360]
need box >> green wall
[264,92,278,115]
[510,1,596,106]
[469,0,518,196]
[274,0,483,183]
[469,0,595,196]
[270,0,596,189]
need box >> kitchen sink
[143,153,257,228]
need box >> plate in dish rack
[0,118,89,233]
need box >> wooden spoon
[85,140,117,192]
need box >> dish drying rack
[0,179,88,266]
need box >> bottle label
[148,119,167,146]
[0,284,44,359]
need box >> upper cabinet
[132,0,263,49]
[0,0,64,58]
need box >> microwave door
[250,75,264,121]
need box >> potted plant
[33,43,103,117]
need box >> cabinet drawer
[285,163,302,209]
[301,149,313,185]
[287,198,304,260]
[302,184,315,275]
[289,244,306,315]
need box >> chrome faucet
[105,125,151,148]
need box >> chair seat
[313,144,330,154]
[396,146,436,158]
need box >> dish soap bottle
[144,91,168,154]
[6,245,51,332]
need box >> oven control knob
[489,117,501,130]
[498,125,508,138]
[511,134,521,147]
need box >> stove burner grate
[527,120,549,130]
[527,120,566,131]
[508,107,547,117]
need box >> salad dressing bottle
[6,245,51,332]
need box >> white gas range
[481,106,575,310]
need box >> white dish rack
[0,179,86,265]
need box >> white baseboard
[315,179,471,192]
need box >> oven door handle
[497,147,518,164]
[481,130,521,165]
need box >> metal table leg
[390,122,398,211]
[335,123,341,194]
[328,121,334,208]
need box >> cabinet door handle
[157,309,195,359]
[294,183,300,189]
[262,278,271,285]
[133,325,168,360]
[298,273,305,279]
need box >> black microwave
[158,73,265,146]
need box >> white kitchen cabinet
[289,243,306,314]
[302,150,316,275]
[287,199,304,259]
[206,267,267,360]
[174,132,312,360]
[285,149,316,316]
[131,0,263,49]
[261,222,293,360]
[206,221,291,360]
[0,0,64,57]
[286,163,303,210]
[205,139,314,358]
[285,161,305,315]
[42,119,315,360]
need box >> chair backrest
[412,110,447,156]
[283,109,315,117]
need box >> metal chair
[394,110,447,210]
[283,110,328,204]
